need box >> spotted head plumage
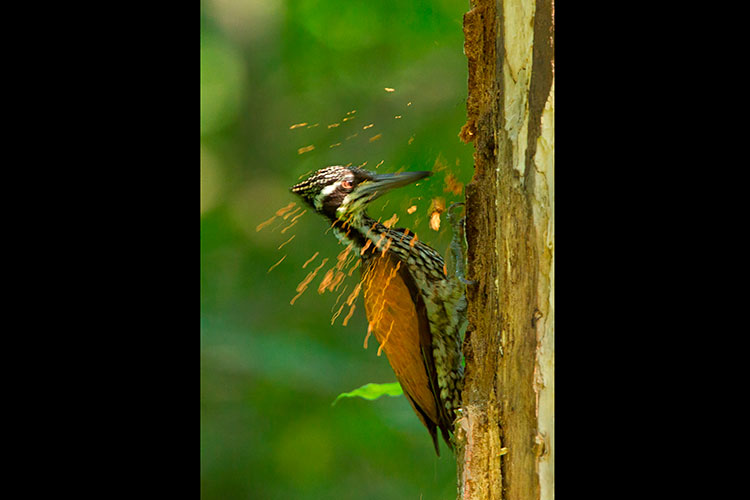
[291,166,372,219]
[291,166,431,222]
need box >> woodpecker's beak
[357,170,432,202]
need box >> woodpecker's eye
[341,180,353,190]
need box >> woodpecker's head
[291,166,431,222]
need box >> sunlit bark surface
[456,1,554,499]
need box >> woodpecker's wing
[360,251,451,454]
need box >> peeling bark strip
[456,1,554,500]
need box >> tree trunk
[456,1,554,499]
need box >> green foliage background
[201,1,473,498]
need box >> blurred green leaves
[295,1,383,50]
[201,0,471,498]
[332,382,404,406]
[200,33,246,135]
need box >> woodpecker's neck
[328,210,400,252]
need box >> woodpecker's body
[291,166,466,454]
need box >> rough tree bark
[455,0,554,499]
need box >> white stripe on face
[314,180,343,210]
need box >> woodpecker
[291,166,468,454]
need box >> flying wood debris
[347,283,361,307]
[384,87,395,92]
[316,244,357,310]
[277,235,296,250]
[281,219,299,234]
[325,246,363,326]
[297,145,315,155]
[331,271,347,291]
[373,232,387,251]
[331,284,350,313]
[428,197,446,231]
[256,202,296,232]
[276,202,297,217]
[291,258,329,304]
[256,216,276,232]
[302,251,319,268]
[443,173,464,196]
[331,303,346,324]
[382,213,399,229]
[267,255,286,273]
[283,206,302,220]
[432,153,449,172]
[429,212,441,231]
[342,304,356,326]
[369,133,382,142]
[428,198,446,213]
[318,269,336,294]
[359,256,401,354]
[360,239,372,255]
[336,243,354,267]
[347,259,361,276]
[363,323,373,348]
[377,320,396,357]
[372,260,403,356]
[380,238,393,257]
[289,122,308,129]
[407,205,417,214]
[289,209,307,224]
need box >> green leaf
[332,382,403,406]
